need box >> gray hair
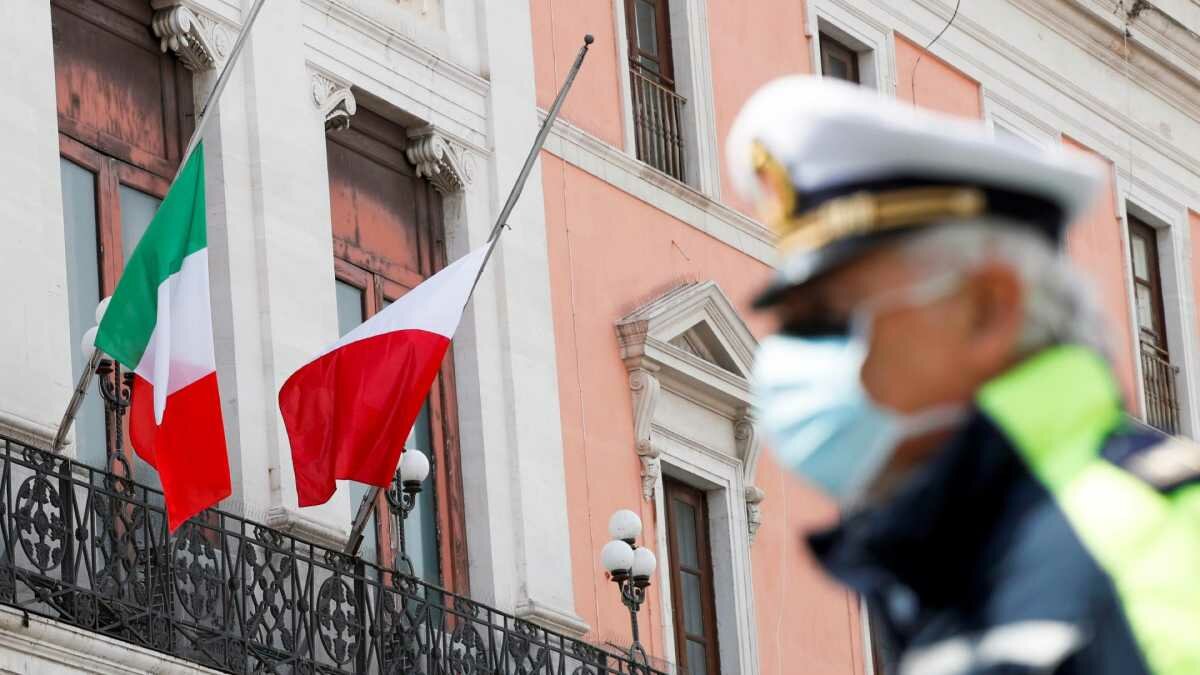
[901,220,1109,357]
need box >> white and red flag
[279,246,488,507]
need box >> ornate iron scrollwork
[243,525,296,654]
[316,573,362,665]
[0,429,669,675]
[173,522,221,622]
[14,474,65,571]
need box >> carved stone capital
[406,126,474,194]
[734,407,761,482]
[310,71,357,132]
[629,366,662,500]
[150,1,234,71]
[744,485,766,544]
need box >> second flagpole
[342,34,595,558]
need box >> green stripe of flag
[96,143,207,369]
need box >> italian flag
[279,245,487,507]
[95,143,231,531]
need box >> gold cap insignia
[749,141,987,254]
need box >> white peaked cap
[727,75,1104,232]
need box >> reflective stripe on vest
[978,346,1200,674]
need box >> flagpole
[468,33,595,298]
[343,34,595,558]
[50,0,270,454]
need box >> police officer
[729,76,1200,674]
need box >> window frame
[1129,216,1169,351]
[624,0,676,87]
[819,32,861,84]
[53,0,193,480]
[326,111,470,593]
[807,7,894,96]
[664,477,722,675]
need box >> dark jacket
[809,347,1200,675]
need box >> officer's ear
[964,262,1024,368]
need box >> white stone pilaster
[203,0,348,543]
[0,1,74,447]
[447,2,587,637]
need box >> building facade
[1,0,1199,673]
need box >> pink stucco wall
[707,0,812,215]
[1061,137,1139,409]
[531,4,866,673]
[541,153,864,673]
[530,0,627,147]
[529,5,1145,673]
[894,33,983,118]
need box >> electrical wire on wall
[910,0,963,105]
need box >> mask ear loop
[848,270,972,434]
[847,271,965,346]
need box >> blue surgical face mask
[753,275,967,507]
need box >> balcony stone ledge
[0,605,222,674]
[515,598,592,640]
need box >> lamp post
[601,509,656,666]
[77,298,136,481]
[384,448,430,576]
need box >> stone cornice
[1075,0,1200,77]
[1018,0,1200,110]
[301,0,487,98]
[880,0,1200,199]
[541,113,776,265]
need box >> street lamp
[385,448,431,576]
[601,509,656,665]
[76,297,134,479]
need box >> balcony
[629,68,687,183]
[0,431,663,674]
[1140,341,1180,435]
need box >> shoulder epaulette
[1121,437,1200,492]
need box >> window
[619,282,761,672]
[333,267,441,582]
[625,0,687,181]
[326,107,468,590]
[664,478,721,675]
[1129,216,1179,434]
[819,32,861,84]
[54,0,193,480]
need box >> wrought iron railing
[0,431,664,675]
[1140,341,1180,435]
[629,68,686,182]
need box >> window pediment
[617,282,757,416]
[616,282,765,542]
